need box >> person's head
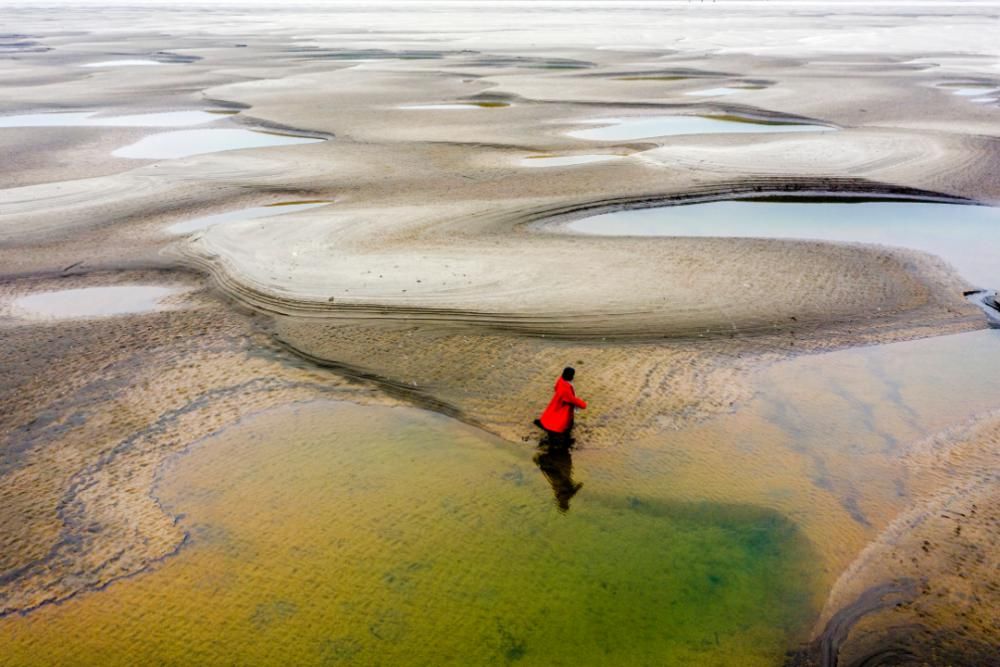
[561,366,575,382]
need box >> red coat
[539,377,587,433]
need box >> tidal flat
[1,1,999,666]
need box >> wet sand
[2,1,999,665]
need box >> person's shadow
[533,443,583,512]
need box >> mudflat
[1,2,998,665]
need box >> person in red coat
[536,366,587,446]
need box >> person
[535,366,587,447]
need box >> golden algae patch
[638,331,1000,571]
[0,401,819,666]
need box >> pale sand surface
[1,2,999,664]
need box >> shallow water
[951,87,999,97]
[80,59,168,67]
[0,401,820,666]
[11,285,182,319]
[644,329,1000,570]
[166,201,332,235]
[4,329,1000,665]
[683,86,762,97]
[935,81,999,103]
[567,114,833,141]
[399,102,510,110]
[519,154,624,168]
[566,199,1000,287]
[0,110,224,128]
[112,128,324,159]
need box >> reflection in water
[397,102,510,109]
[683,86,764,97]
[534,445,583,512]
[80,59,168,67]
[11,285,184,319]
[566,198,1000,287]
[0,110,223,128]
[112,128,325,159]
[0,401,819,666]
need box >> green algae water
[0,401,818,666]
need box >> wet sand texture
[1,2,1000,665]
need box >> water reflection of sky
[11,285,183,319]
[113,128,324,159]
[568,200,1000,288]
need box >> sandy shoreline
[2,2,999,664]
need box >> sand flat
[1,2,999,665]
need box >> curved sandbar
[179,179,982,341]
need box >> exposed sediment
[0,271,402,618]
[790,411,1000,666]
[1,2,999,662]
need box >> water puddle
[0,110,226,128]
[606,69,727,82]
[684,86,765,97]
[614,75,693,81]
[167,201,332,235]
[565,198,1000,287]
[935,81,999,104]
[567,114,833,141]
[80,59,168,67]
[112,129,325,159]
[0,400,819,665]
[951,87,999,97]
[295,48,447,61]
[399,102,510,110]
[938,82,998,95]
[457,55,594,70]
[10,285,184,320]
[520,154,624,168]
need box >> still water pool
[0,110,224,128]
[80,59,169,67]
[398,102,511,109]
[566,198,1000,288]
[10,285,183,320]
[112,128,325,159]
[683,86,763,97]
